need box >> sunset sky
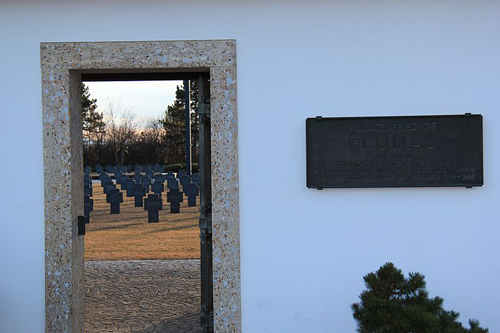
[85,80,183,121]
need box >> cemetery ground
[84,173,202,332]
[85,179,200,261]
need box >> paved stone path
[85,260,201,332]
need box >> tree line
[82,82,199,167]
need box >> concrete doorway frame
[41,40,241,332]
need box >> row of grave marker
[85,163,197,177]
[87,163,166,175]
[83,167,200,223]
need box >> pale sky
[84,80,183,121]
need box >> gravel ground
[84,260,201,333]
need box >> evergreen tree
[160,82,199,164]
[81,83,106,165]
[352,263,488,333]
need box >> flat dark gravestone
[84,194,93,223]
[126,179,135,197]
[144,194,162,223]
[167,189,183,213]
[152,180,164,194]
[133,183,146,207]
[306,114,483,188]
[106,188,123,214]
[167,179,179,190]
[183,183,199,207]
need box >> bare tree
[138,117,168,163]
[105,102,143,165]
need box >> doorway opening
[41,40,241,332]
[82,74,212,331]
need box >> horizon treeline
[82,82,199,167]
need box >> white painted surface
[1,0,499,332]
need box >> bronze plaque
[306,114,483,188]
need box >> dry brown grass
[85,182,200,261]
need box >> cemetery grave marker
[106,188,123,214]
[84,194,93,223]
[142,177,152,193]
[119,175,128,190]
[167,188,184,213]
[179,175,191,186]
[167,179,179,190]
[183,183,199,207]
[144,193,162,222]
[126,179,136,197]
[152,180,164,194]
[144,192,163,210]
[114,172,122,184]
[133,183,146,207]
[83,176,92,191]
[191,173,201,186]
[102,179,115,194]
[154,174,164,182]
[84,184,92,197]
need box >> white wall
[1,0,499,332]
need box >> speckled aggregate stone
[42,40,240,332]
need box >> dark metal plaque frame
[306,114,483,189]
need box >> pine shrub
[352,263,488,333]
